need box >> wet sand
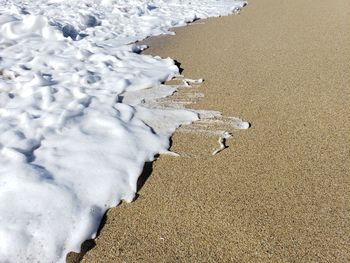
[72,0,350,262]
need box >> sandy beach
[71,0,350,262]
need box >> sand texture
[70,0,350,262]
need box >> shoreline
[66,5,247,263]
[78,0,349,262]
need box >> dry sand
[68,0,350,262]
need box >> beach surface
[76,0,350,262]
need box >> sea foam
[0,0,246,261]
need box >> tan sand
[68,0,350,262]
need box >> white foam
[0,0,246,261]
